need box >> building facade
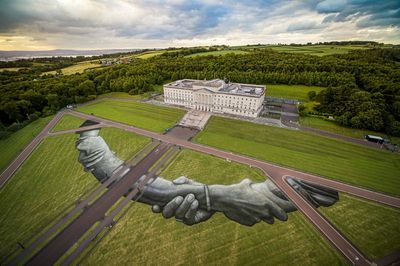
[163,79,265,118]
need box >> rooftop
[165,79,265,96]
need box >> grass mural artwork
[82,149,345,265]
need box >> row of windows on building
[165,89,259,102]
[166,97,258,110]
[166,98,259,112]
[165,89,260,109]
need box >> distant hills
[0,49,140,61]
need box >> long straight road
[27,142,172,266]
[0,112,64,188]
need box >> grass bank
[194,116,400,196]
[300,116,400,145]
[51,115,86,132]
[0,116,53,172]
[77,99,185,132]
[320,193,400,259]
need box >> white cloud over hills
[0,0,399,50]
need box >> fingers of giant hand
[172,176,189,185]
[162,196,183,219]
[224,211,258,226]
[76,141,90,152]
[195,210,213,223]
[152,205,162,213]
[261,215,274,224]
[266,180,287,200]
[175,194,196,219]
[239,178,253,187]
[268,200,288,221]
[184,199,199,220]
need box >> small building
[163,79,265,118]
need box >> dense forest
[0,47,399,136]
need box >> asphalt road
[0,112,64,189]
[27,142,172,266]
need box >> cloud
[315,0,400,28]
[287,21,325,32]
[316,0,347,13]
[0,0,399,50]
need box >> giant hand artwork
[76,124,339,226]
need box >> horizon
[0,40,394,53]
[0,0,399,51]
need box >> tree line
[0,47,399,137]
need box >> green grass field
[194,116,400,196]
[267,45,369,56]
[51,115,85,132]
[300,116,400,144]
[77,99,185,132]
[267,84,324,101]
[320,194,400,259]
[0,67,23,72]
[44,61,102,75]
[0,127,150,260]
[0,116,53,172]
[82,149,345,265]
[185,50,249,58]
[135,51,165,59]
[97,92,147,100]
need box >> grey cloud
[0,0,399,49]
[287,21,325,32]
[316,0,347,13]
[315,0,400,28]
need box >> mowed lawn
[0,127,150,260]
[44,61,103,75]
[98,92,149,100]
[320,194,400,259]
[77,99,186,132]
[0,116,53,172]
[300,116,400,144]
[194,116,400,196]
[266,84,324,102]
[51,114,85,132]
[82,149,345,265]
[268,45,369,56]
[185,50,249,58]
[136,51,165,59]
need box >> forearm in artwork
[138,178,208,208]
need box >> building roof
[164,79,265,97]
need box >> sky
[0,0,399,50]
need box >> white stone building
[163,79,265,118]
